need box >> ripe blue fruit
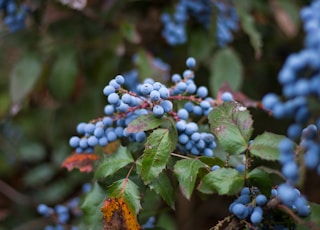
[161,100,173,112]
[153,105,165,117]
[197,86,208,98]
[150,90,160,101]
[255,194,267,206]
[108,93,120,104]
[250,211,262,224]
[186,57,196,68]
[103,85,115,96]
[69,136,80,148]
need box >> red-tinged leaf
[61,153,99,172]
[101,197,141,230]
[217,82,260,108]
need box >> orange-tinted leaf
[217,82,260,108]
[101,197,141,230]
[62,153,99,172]
[103,140,120,155]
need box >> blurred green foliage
[0,0,317,229]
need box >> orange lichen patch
[61,153,99,172]
[103,140,120,155]
[101,197,140,230]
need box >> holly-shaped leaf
[62,153,99,172]
[95,146,134,179]
[141,128,175,184]
[107,179,141,214]
[198,168,244,195]
[249,132,284,161]
[208,102,253,154]
[149,171,175,209]
[174,159,207,200]
[126,114,164,133]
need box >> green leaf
[120,21,141,44]
[297,202,320,230]
[209,48,243,96]
[198,156,225,168]
[23,164,55,187]
[234,1,262,57]
[188,29,212,62]
[107,179,141,214]
[95,146,134,179]
[149,171,175,209]
[174,159,207,199]
[249,132,284,161]
[81,182,106,230]
[247,168,272,196]
[198,168,244,195]
[141,128,174,184]
[208,102,253,154]
[10,54,42,104]
[126,114,164,133]
[135,49,154,80]
[48,49,77,100]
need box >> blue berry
[115,75,125,85]
[197,86,208,98]
[250,210,263,225]
[177,109,189,120]
[186,57,196,68]
[103,85,116,96]
[107,131,117,142]
[150,90,161,101]
[88,136,98,147]
[172,74,181,83]
[108,93,120,104]
[211,165,220,171]
[84,123,95,134]
[76,122,86,134]
[104,105,115,115]
[69,136,80,148]
[140,83,153,95]
[121,94,132,104]
[221,92,234,102]
[186,83,197,94]
[153,105,165,117]
[159,87,170,99]
[161,100,173,112]
[255,194,267,206]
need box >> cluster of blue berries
[229,185,309,228]
[37,183,91,230]
[37,198,81,230]
[161,0,238,47]
[0,0,28,32]
[276,183,310,217]
[229,187,267,225]
[69,57,217,157]
[262,0,320,179]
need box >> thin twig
[0,180,33,206]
